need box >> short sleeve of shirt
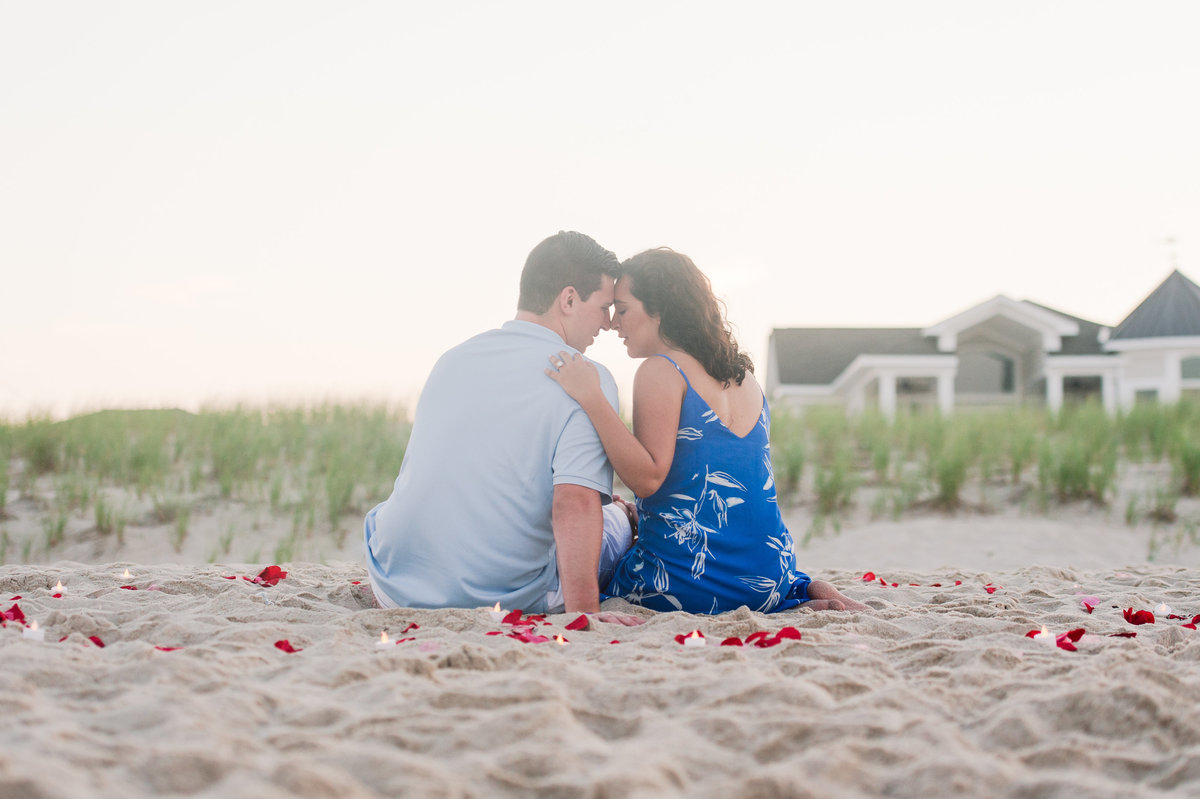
[550,363,618,500]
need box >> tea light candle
[484,602,505,622]
[52,580,66,594]
[1156,602,1172,616]
[375,631,392,649]
[121,568,132,580]
[682,630,707,647]
[23,621,45,642]
[1033,626,1053,645]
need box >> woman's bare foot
[804,580,870,612]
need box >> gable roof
[771,328,941,385]
[1022,301,1108,355]
[1110,270,1200,340]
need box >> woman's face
[612,275,662,358]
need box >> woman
[547,248,866,614]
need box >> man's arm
[552,483,604,613]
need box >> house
[766,270,1200,416]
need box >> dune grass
[0,404,410,564]
[768,400,1200,529]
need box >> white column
[1163,352,1183,403]
[1046,370,1063,411]
[1101,373,1117,415]
[936,371,954,415]
[878,372,897,419]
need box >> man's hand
[591,611,644,627]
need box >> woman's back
[604,355,811,614]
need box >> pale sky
[3,1,1199,419]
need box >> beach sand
[4,510,1200,799]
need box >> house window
[1063,376,1102,405]
[1135,389,1158,404]
[1182,357,1200,380]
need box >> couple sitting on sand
[364,231,866,627]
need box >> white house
[766,270,1200,416]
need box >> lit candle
[23,621,45,642]
[375,631,392,649]
[682,630,707,647]
[1156,602,1173,616]
[1033,626,1053,645]
[554,635,568,645]
[52,580,66,594]
[121,568,132,580]
[485,602,505,622]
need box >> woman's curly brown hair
[621,248,753,386]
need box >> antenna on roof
[1165,236,1179,271]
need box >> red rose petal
[274,639,301,653]
[744,631,770,645]
[720,637,745,646]
[222,576,237,580]
[2,603,26,624]
[9,595,20,601]
[255,566,288,587]
[154,646,182,652]
[931,583,942,587]
[88,636,105,648]
[485,631,503,636]
[350,581,361,585]
[955,580,963,586]
[862,572,876,582]
[52,594,62,598]
[1123,608,1155,625]
[1110,631,1138,638]
[119,586,138,590]
[501,609,525,625]
[395,637,416,644]
[984,583,1000,594]
[609,640,621,644]
[565,615,589,631]
[400,622,419,634]
[775,627,802,641]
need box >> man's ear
[557,286,578,315]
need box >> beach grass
[0,404,410,564]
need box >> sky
[3,1,1199,419]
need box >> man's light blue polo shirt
[365,320,618,613]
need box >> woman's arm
[547,353,683,498]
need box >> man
[365,231,641,626]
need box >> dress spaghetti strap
[653,354,691,389]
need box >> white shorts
[545,501,634,613]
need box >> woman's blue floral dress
[604,356,811,614]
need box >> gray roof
[771,328,942,385]
[1022,301,1108,355]
[1111,270,1200,340]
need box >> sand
[3,543,1200,798]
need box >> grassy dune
[2,401,1199,565]
[0,404,410,564]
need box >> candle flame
[379,631,389,645]
[122,569,132,579]
[492,602,501,612]
[554,635,567,645]
[689,630,701,639]
[30,621,39,631]
[54,581,64,591]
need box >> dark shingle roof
[1111,270,1200,340]
[771,328,942,385]
[1022,301,1108,355]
